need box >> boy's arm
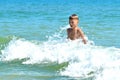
[67,29,70,39]
[78,28,87,44]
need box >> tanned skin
[67,14,87,44]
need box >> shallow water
[0,0,120,80]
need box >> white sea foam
[0,26,120,80]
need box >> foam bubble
[96,68,120,80]
[60,45,120,78]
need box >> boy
[67,14,87,44]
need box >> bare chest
[68,29,81,40]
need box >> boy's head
[69,14,79,28]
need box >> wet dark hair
[69,14,79,20]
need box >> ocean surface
[0,0,120,80]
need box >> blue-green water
[0,0,120,80]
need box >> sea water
[0,0,120,80]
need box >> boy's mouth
[71,25,76,28]
[71,26,76,29]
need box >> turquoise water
[0,0,120,80]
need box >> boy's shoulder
[77,27,81,31]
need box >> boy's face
[69,19,78,28]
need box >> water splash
[0,26,120,80]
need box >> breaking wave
[0,25,120,80]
